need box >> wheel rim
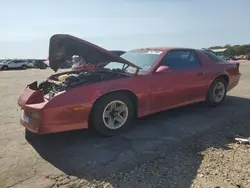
[3,67,7,70]
[213,82,225,102]
[102,100,128,130]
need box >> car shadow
[26,95,250,187]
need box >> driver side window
[161,50,200,70]
[13,60,22,64]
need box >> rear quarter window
[202,50,226,63]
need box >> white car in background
[0,60,34,70]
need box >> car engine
[37,69,132,97]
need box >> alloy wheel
[102,100,129,130]
[213,82,225,102]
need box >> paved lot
[0,62,250,188]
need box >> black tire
[40,64,48,69]
[25,128,36,138]
[206,78,228,107]
[1,65,8,70]
[24,129,43,142]
[90,93,134,136]
[22,65,27,70]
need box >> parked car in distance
[33,60,48,69]
[0,60,34,70]
[18,34,241,136]
[39,60,73,70]
[242,55,250,60]
[60,60,73,69]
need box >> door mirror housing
[155,65,170,73]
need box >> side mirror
[155,65,170,73]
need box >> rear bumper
[227,73,241,91]
[227,80,239,91]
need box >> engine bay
[33,69,132,99]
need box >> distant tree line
[208,44,250,56]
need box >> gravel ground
[38,118,250,188]
[107,119,250,188]
[0,61,250,188]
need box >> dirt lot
[0,62,250,188]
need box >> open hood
[48,34,140,72]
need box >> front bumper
[18,86,89,134]
[20,107,89,134]
[18,86,47,134]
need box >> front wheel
[206,78,227,107]
[1,66,8,70]
[40,63,48,69]
[90,93,134,136]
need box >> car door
[17,60,26,68]
[150,50,209,111]
[11,60,22,68]
[22,61,30,67]
[7,61,16,68]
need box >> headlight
[31,111,40,119]
[26,110,40,119]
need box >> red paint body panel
[18,48,241,134]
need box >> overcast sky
[1,0,250,59]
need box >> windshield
[104,50,163,74]
[1,60,10,64]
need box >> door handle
[197,72,205,76]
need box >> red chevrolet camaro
[18,34,241,136]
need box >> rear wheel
[40,64,48,69]
[22,65,27,70]
[1,65,8,70]
[206,78,227,106]
[90,93,134,136]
